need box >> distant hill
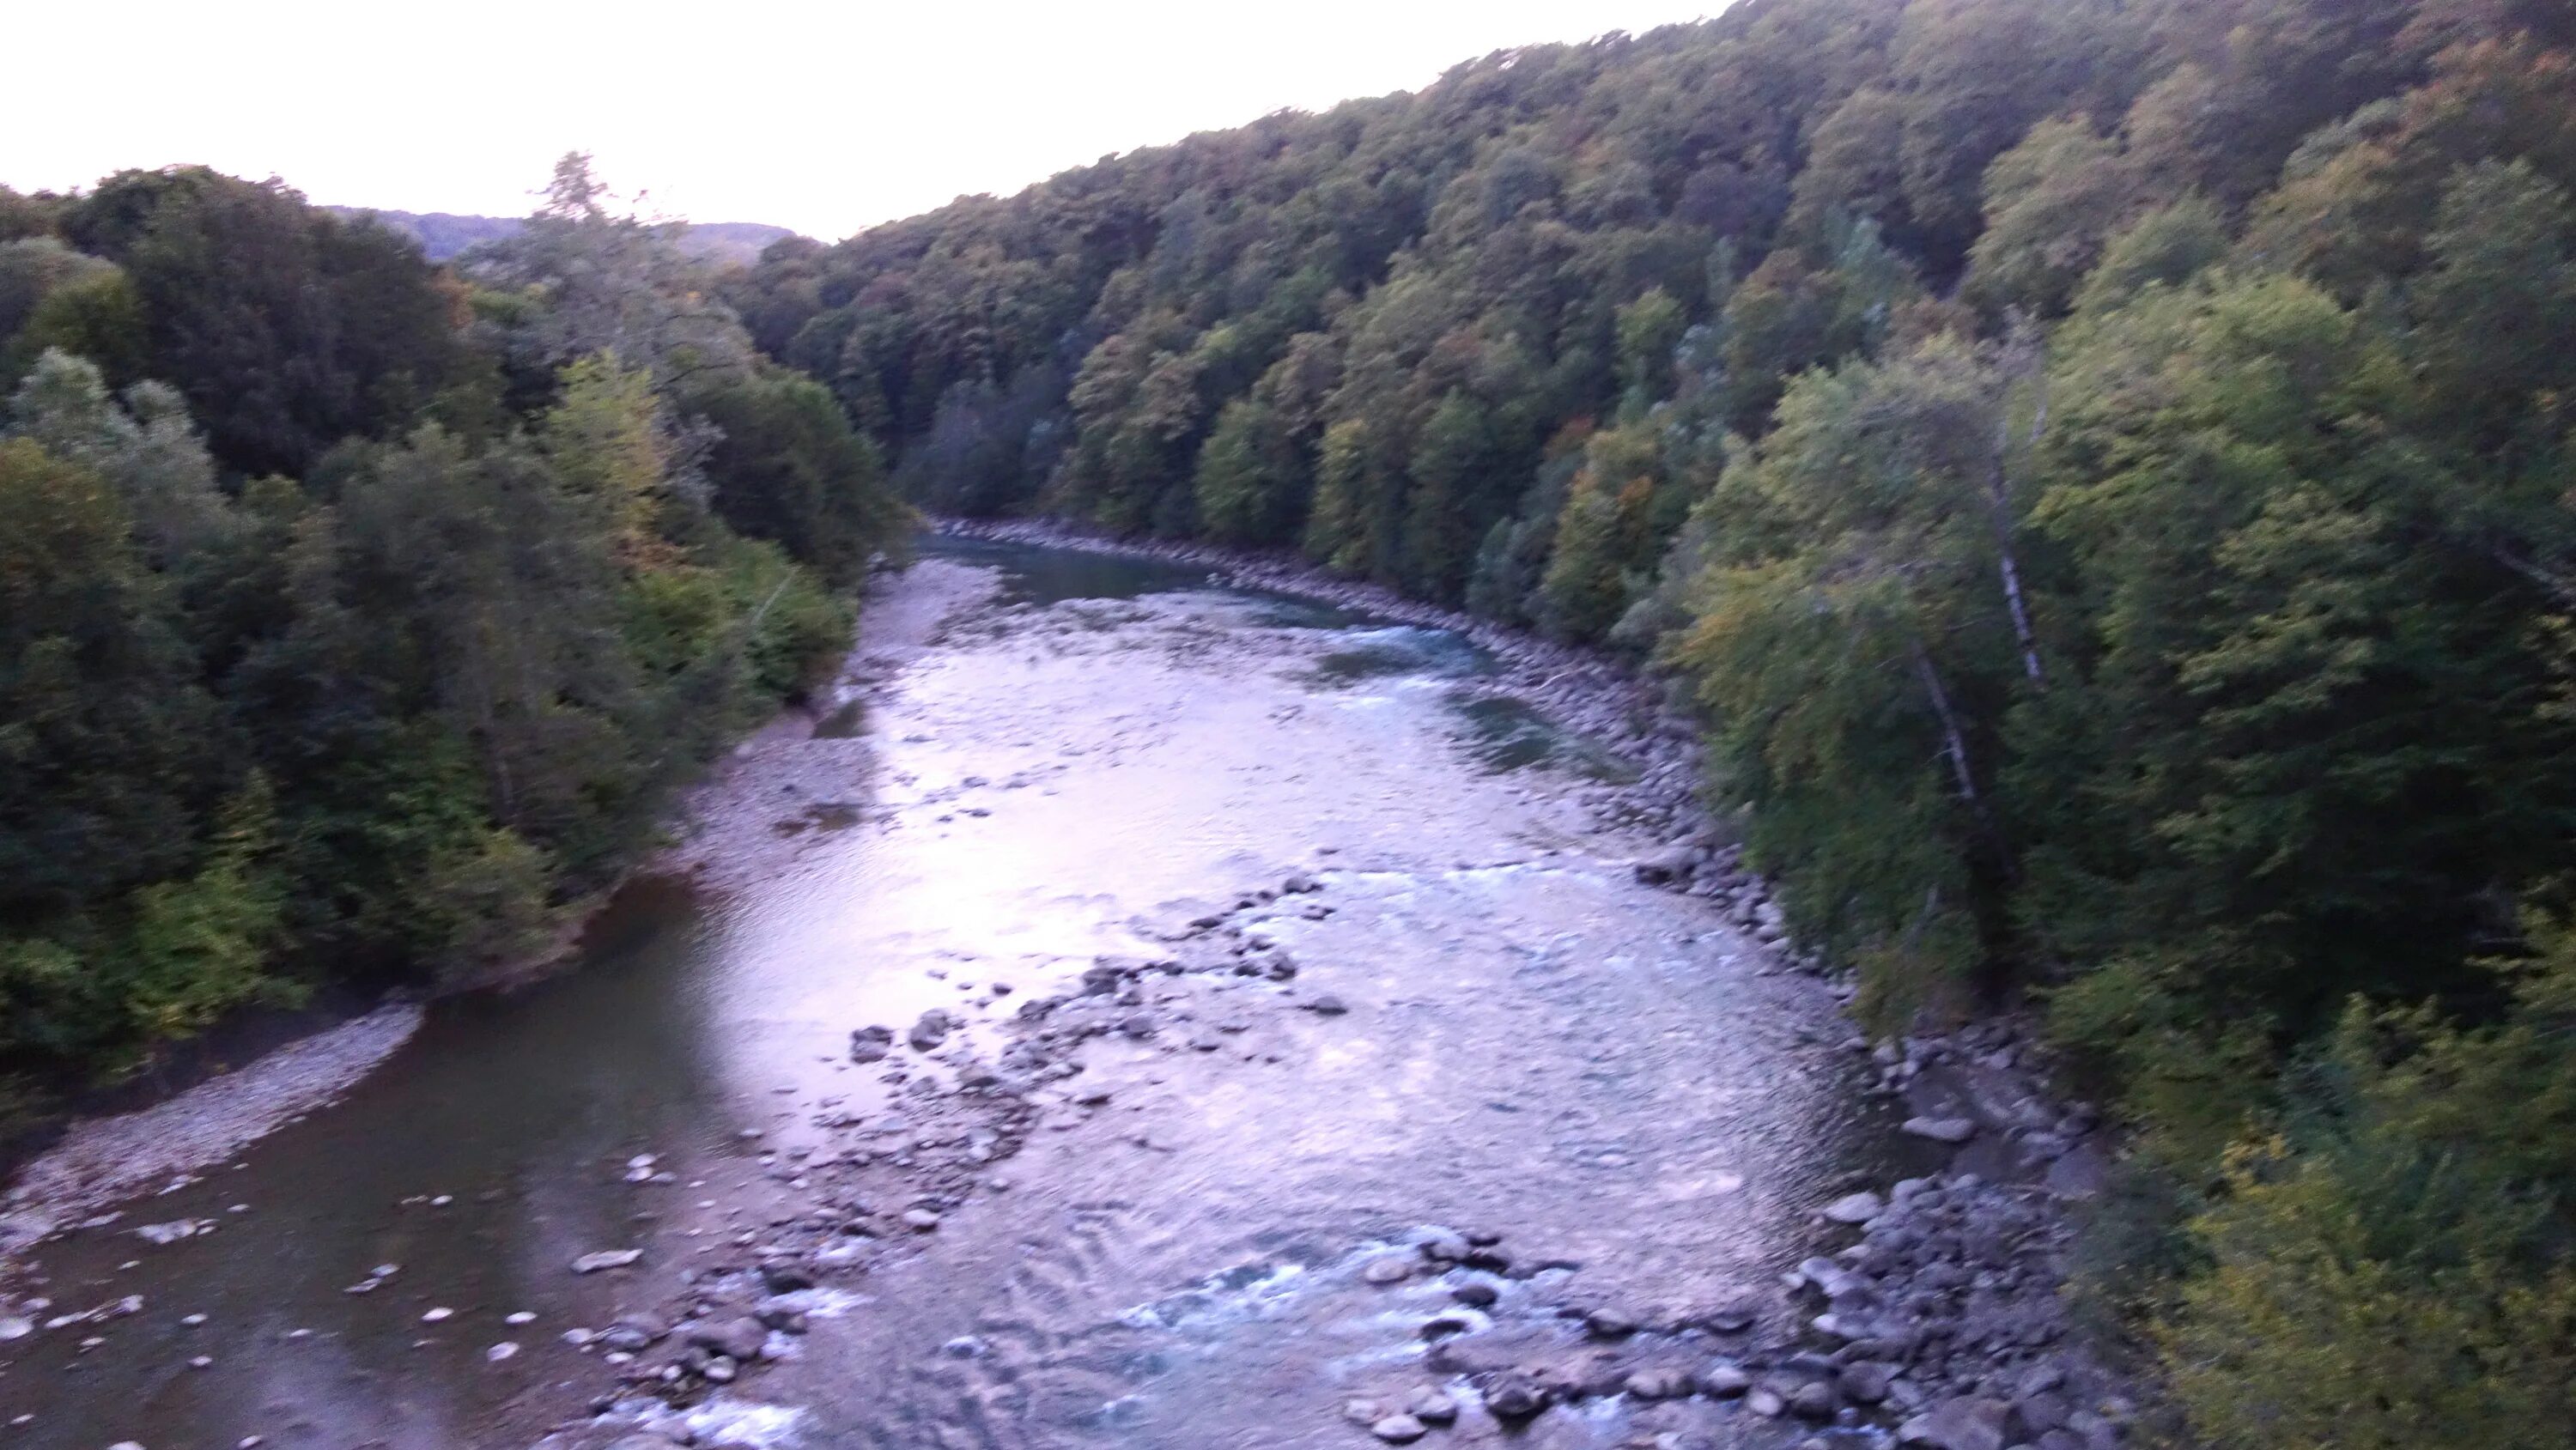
[328,209,799,266]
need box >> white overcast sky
[4,0,1726,241]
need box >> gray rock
[1584,1306,1638,1338]
[1364,1255,1414,1284]
[1839,1361,1896,1404]
[684,1316,768,1362]
[1301,994,1349,1016]
[1899,1396,2012,1450]
[1370,1414,1428,1444]
[1902,1117,1979,1144]
[2014,1392,2072,1436]
[758,1261,815,1293]
[848,1026,895,1063]
[2018,1362,2068,1398]
[1790,1380,1838,1418]
[1824,1191,1886,1225]
[1703,1297,1759,1333]
[1626,1366,1695,1399]
[1634,847,1697,885]
[599,1313,665,1351]
[1485,1374,1553,1420]
[908,1010,956,1051]
[1703,1362,1752,1397]
[1414,1227,1470,1261]
[1450,1279,1499,1308]
[1747,1387,1788,1417]
[569,1249,641,1274]
[1406,1388,1459,1425]
[901,1208,942,1232]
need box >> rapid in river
[1,537,1932,1450]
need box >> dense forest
[0,158,903,1109]
[720,0,2576,1440]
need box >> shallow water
[0,539,1887,1450]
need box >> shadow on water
[924,536,1217,606]
[1446,694,1643,784]
[0,878,757,1450]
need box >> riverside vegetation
[718,0,2576,1442]
[0,156,906,1119]
[7,0,2576,1442]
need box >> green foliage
[0,160,895,1086]
[59,167,471,476]
[2158,915,2576,1448]
[684,367,910,585]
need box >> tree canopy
[0,156,903,1113]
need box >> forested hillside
[0,159,902,1112]
[726,0,2576,1438]
[326,209,798,265]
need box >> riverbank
[0,561,936,1301]
[0,1004,423,1272]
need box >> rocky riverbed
[0,536,2133,1450]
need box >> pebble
[421,1307,453,1323]
[570,1248,642,1274]
[1370,1414,1427,1444]
[1901,1117,1979,1144]
[486,1341,519,1362]
[902,1208,942,1231]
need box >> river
[0,537,1905,1450]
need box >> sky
[5,0,1726,241]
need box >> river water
[0,539,1897,1450]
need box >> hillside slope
[729,0,2576,1440]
